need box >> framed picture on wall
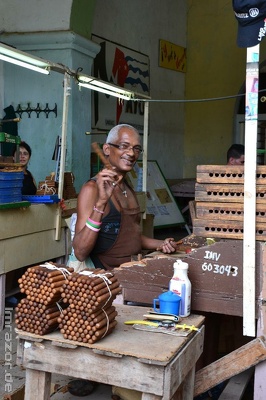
[126,160,185,228]
[91,34,150,133]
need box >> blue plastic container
[22,195,60,204]
[0,171,24,203]
[0,171,24,180]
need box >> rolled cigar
[86,308,102,318]
[49,280,66,288]
[89,272,114,287]
[92,310,118,331]
[48,274,67,283]
[94,287,121,305]
[90,306,116,325]
[46,311,61,320]
[45,305,61,314]
[45,316,59,326]
[91,281,120,299]
[90,275,118,292]
[91,142,112,169]
[95,319,117,337]
[92,320,117,341]
[156,238,183,251]
[46,271,66,278]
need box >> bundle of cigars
[15,263,73,335]
[15,265,121,343]
[59,269,121,343]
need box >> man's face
[105,128,142,172]
[228,155,245,165]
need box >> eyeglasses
[108,142,143,155]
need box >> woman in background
[14,141,37,195]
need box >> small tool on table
[125,311,199,332]
[124,320,199,331]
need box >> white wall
[0,0,188,181]
[0,0,72,32]
[91,0,187,179]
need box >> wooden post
[243,44,260,336]
[55,72,71,241]
[142,101,149,220]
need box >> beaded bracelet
[93,205,104,214]
[86,220,101,232]
[87,217,102,228]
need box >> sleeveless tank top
[89,179,142,270]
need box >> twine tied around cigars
[39,183,57,194]
[79,270,114,335]
[60,269,120,343]
[16,265,120,342]
[39,262,72,279]
[16,264,74,335]
[80,270,117,338]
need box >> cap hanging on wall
[233,0,266,47]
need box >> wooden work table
[16,304,205,400]
[114,238,266,398]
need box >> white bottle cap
[173,259,188,269]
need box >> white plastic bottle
[169,259,191,317]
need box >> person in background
[13,141,37,195]
[226,143,245,165]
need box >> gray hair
[106,124,140,143]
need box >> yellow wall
[184,0,266,177]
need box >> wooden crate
[194,165,266,240]
[193,218,266,240]
[196,165,266,185]
[114,239,265,317]
[196,201,266,222]
[195,182,266,203]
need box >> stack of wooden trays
[63,172,78,199]
[193,165,266,240]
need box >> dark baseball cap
[233,0,266,47]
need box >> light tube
[78,82,132,100]
[78,75,133,96]
[0,53,50,75]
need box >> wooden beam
[219,367,254,400]
[194,337,266,397]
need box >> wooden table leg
[181,366,195,399]
[141,394,162,399]
[171,366,195,400]
[25,369,51,400]
[0,273,6,331]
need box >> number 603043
[201,262,238,276]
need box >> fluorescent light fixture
[0,42,51,65]
[0,43,148,99]
[0,53,50,74]
[78,74,134,98]
[78,82,132,100]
